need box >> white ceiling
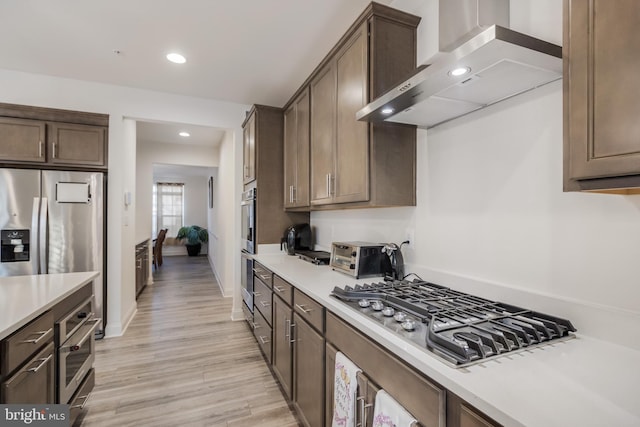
[0,0,393,107]
[0,0,395,169]
[153,164,215,179]
[137,121,226,147]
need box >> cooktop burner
[331,280,576,367]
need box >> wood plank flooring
[78,256,300,427]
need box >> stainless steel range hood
[356,0,562,129]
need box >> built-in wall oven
[56,297,100,405]
[241,187,256,319]
[241,251,254,318]
[241,188,256,254]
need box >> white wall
[0,69,249,336]
[312,0,640,348]
[208,130,243,309]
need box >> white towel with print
[331,351,362,427]
[372,389,417,427]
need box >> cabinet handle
[273,285,285,293]
[289,185,294,203]
[364,402,374,427]
[27,354,52,373]
[260,301,271,308]
[285,318,290,342]
[289,322,296,345]
[258,274,271,281]
[259,336,270,345]
[71,392,92,410]
[39,140,43,158]
[21,328,52,344]
[326,174,331,197]
[252,322,260,330]
[52,142,57,158]
[295,303,313,314]
[253,292,262,297]
[357,396,366,427]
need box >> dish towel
[372,389,418,427]
[331,351,362,427]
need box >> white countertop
[254,252,640,427]
[0,271,99,341]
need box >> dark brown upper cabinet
[0,103,108,170]
[564,0,640,194]
[284,88,310,210]
[284,3,420,210]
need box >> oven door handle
[60,318,100,353]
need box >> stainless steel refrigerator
[0,168,106,337]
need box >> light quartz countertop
[254,252,640,427]
[0,271,99,341]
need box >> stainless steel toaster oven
[330,242,388,278]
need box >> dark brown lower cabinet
[272,294,293,399]
[293,312,325,427]
[447,392,502,427]
[1,341,55,404]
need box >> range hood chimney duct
[356,0,562,129]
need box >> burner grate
[331,279,577,367]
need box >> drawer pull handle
[259,274,271,281]
[253,292,262,297]
[259,336,270,345]
[71,392,92,410]
[260,301,271,308]
[27,354,52,373]
[289,322,296,345]
[252,322,260,330]
[295,303,313,314]
[21,328,52,344]
[273,286,285,293]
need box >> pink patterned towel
[331,351,361,427]
[372,389,417,427]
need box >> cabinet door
[310,64,336,205]
[565,0,640,181]
[356,371,380,427]
[48,122,106,166]
[2,342,55,404]
[293,312,325,427]
[0,117,46,163]
[243,113,256,184]
[272,295,293,399]
[334,23,369,204]
[284,89,311,208]
[447,392,502,427]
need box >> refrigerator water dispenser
[1,229,30,263]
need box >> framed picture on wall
[208,176,214,208]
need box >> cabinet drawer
[326,312,445,427]
[293,290,324,333]
[254,276,273,325]
[273,275,293,306]
[253,261,273,288]
[69,368,95,426]
[253,308,272,363]
[2,341,55,404]
[1,310,54,376]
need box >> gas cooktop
[331,279,576,368]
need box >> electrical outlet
[404,229,414,247]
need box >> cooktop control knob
[382,306,395,317]
[371,300,384,311]
[358,299,370,308]
[401,319,416,331]
[393,311,407,322]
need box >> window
[153,182,184,238]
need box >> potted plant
[176,225,209,256]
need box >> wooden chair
[153,229,168,269]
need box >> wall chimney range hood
[356,0,562,129]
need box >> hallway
[80,256,299,426]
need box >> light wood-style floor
[78,256,299,427]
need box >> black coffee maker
[281,224,313,255]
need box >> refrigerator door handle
[39,197,48,274]
[31,197,40,275]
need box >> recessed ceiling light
[449,67,471,77]
[166,53,186,64]
[381,107,395,115]
[179,131,190,137]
